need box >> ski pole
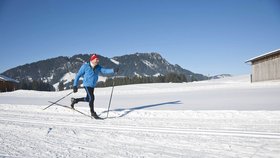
[106,76,115,118]
[43,91,73,110]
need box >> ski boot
[71,98,78,109]
[91,111,102,119]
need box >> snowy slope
[1,75,280,157]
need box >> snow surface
[153,73,162,77]
[245,48,280,63]
[1,75,280,157]
[0,75,19,83]
[141,60,157,69]
[110,58,120,65]
[53,72,76,91]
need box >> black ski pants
[75,87,95,113]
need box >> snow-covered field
[1,75,280,157]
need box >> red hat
[90,54,99,61]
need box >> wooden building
[0,75,19,92]
[246,49,280,82]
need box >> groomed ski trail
[1,116,280,139]
[1,104,280,158]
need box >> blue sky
[0,0,280,76]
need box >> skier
[71,54,119,119]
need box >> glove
[114,67,119,73]
[73,86,78,93]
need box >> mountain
[209,74,232,80]
[1,52,208,89]
[113,52,206,79]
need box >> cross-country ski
[47,101,95,119]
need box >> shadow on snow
[101,100,181,118]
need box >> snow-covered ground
[1,75,280,157]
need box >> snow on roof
[0,75,19,83]
[245,48,280,63]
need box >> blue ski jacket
[73,62,114,88]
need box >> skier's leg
[71,88,89,108]
[71,98,78,108]
[84,87,95,114]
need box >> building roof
[0,75,19,83]
[245,48,280,63]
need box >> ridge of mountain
[1,52,208,88]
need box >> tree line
[18,79,55,91]
[96,72,191,87]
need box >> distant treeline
[18,79,55,91]
[18,73,197,91]
[96,72,191,87]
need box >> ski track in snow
[1,104,280,158]
[1,75,280,157]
